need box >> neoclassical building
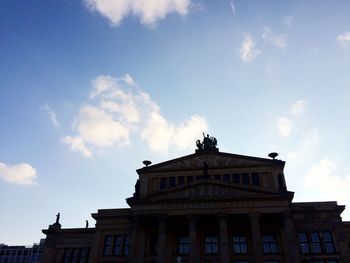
[41,136,350,263]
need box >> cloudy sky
[1,0,350,244]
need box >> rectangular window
[233,235,248,254]
[187,176,194,183]
[235,261,249,263]
[321,231,335,253]
[242,173,250,184]
[262,235,278,254]
[113,235,123,255]
[177,237,189,254]
[160,178,167,190]
[103,235,129,256]
[223,174,231,182]
[310,232,322,253]
[204,236,218,254]
[178,176,185,185]
[103,236,113,256]
[251,173,260,186]
[169,177,176,188]
[232,174,240,183]
[298,232,310,254]
[265,261,280,263]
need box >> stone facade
[41,147,350,263]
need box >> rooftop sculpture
[196,133,218,152]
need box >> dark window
[177,237,189,254]
[223,174,231,182]
[178,176,185,185]
[321,231,335,253]
[196,175,205,181]
[187,176,194,183]
[298,232,310,254]
[233,235,248,254]
[204,236,219,254]
[232,174,240,183]
[242,173,250,184]
[235,261,249,263]
[63,248,90,263]
[213,174,221,181]
[262,235,278,254]
[103,236,113,256]
[251,173,260,186]
[265,261,280,263]
[160,178,167,190]
[169,177,176,188]
[310,232,321,253]
[103,235,129,256]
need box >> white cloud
[277,117,292,137]
[287,128,319,161]
[229,1,235,15]
[63,74,208,157]
[337,32,350,44]
[283,15,293,27]
[239,35,261,62]
[303,159,350,217]
[262,26,287,48]
[42,103,60,128]
[290,100,308,116]
[84,0,191,27]
[62,136,93,158]
[0,162,37,185]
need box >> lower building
[0,239,45,263]
[41,136,350,263]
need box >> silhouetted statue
[85,220,89,228]
[196,133,218,151]
[56,213,60,224]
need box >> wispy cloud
[303,159,350,217]
[262,26,287,48]
[229,1,235,16]
[277,117,293,137]
[337,32,350,44]
[63,74,208,157]
[42,103,60,128]
[239,34,261,62]
[84,0,191,27]
[290,100,308,116]
[0,161,37,185]
[283,15,293,27]
[287,128,319,161]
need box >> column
[249,213,263,263]
[128,216,146,263]
[282,212,300,263]
[219,214,230,262]
[188,215,198,263]
[157,216,167,263]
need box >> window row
[298,231,335,254]
[159,172,260,190]
[103,235,129,256]
[176,234,278,255]
[63,248,90,263]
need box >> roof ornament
[196,133,218,152]
[143,160,152,167]
[268,152,278,160]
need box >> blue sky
[1,0,350,245]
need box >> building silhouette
[41,136,350,263]
[0,239,45,263]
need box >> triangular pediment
[138,151,284,173]
[147,181,277,201]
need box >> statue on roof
[196,133,218,152]
[55,213,60,224]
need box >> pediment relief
[141,153,281,173]
[148,182,275,201]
